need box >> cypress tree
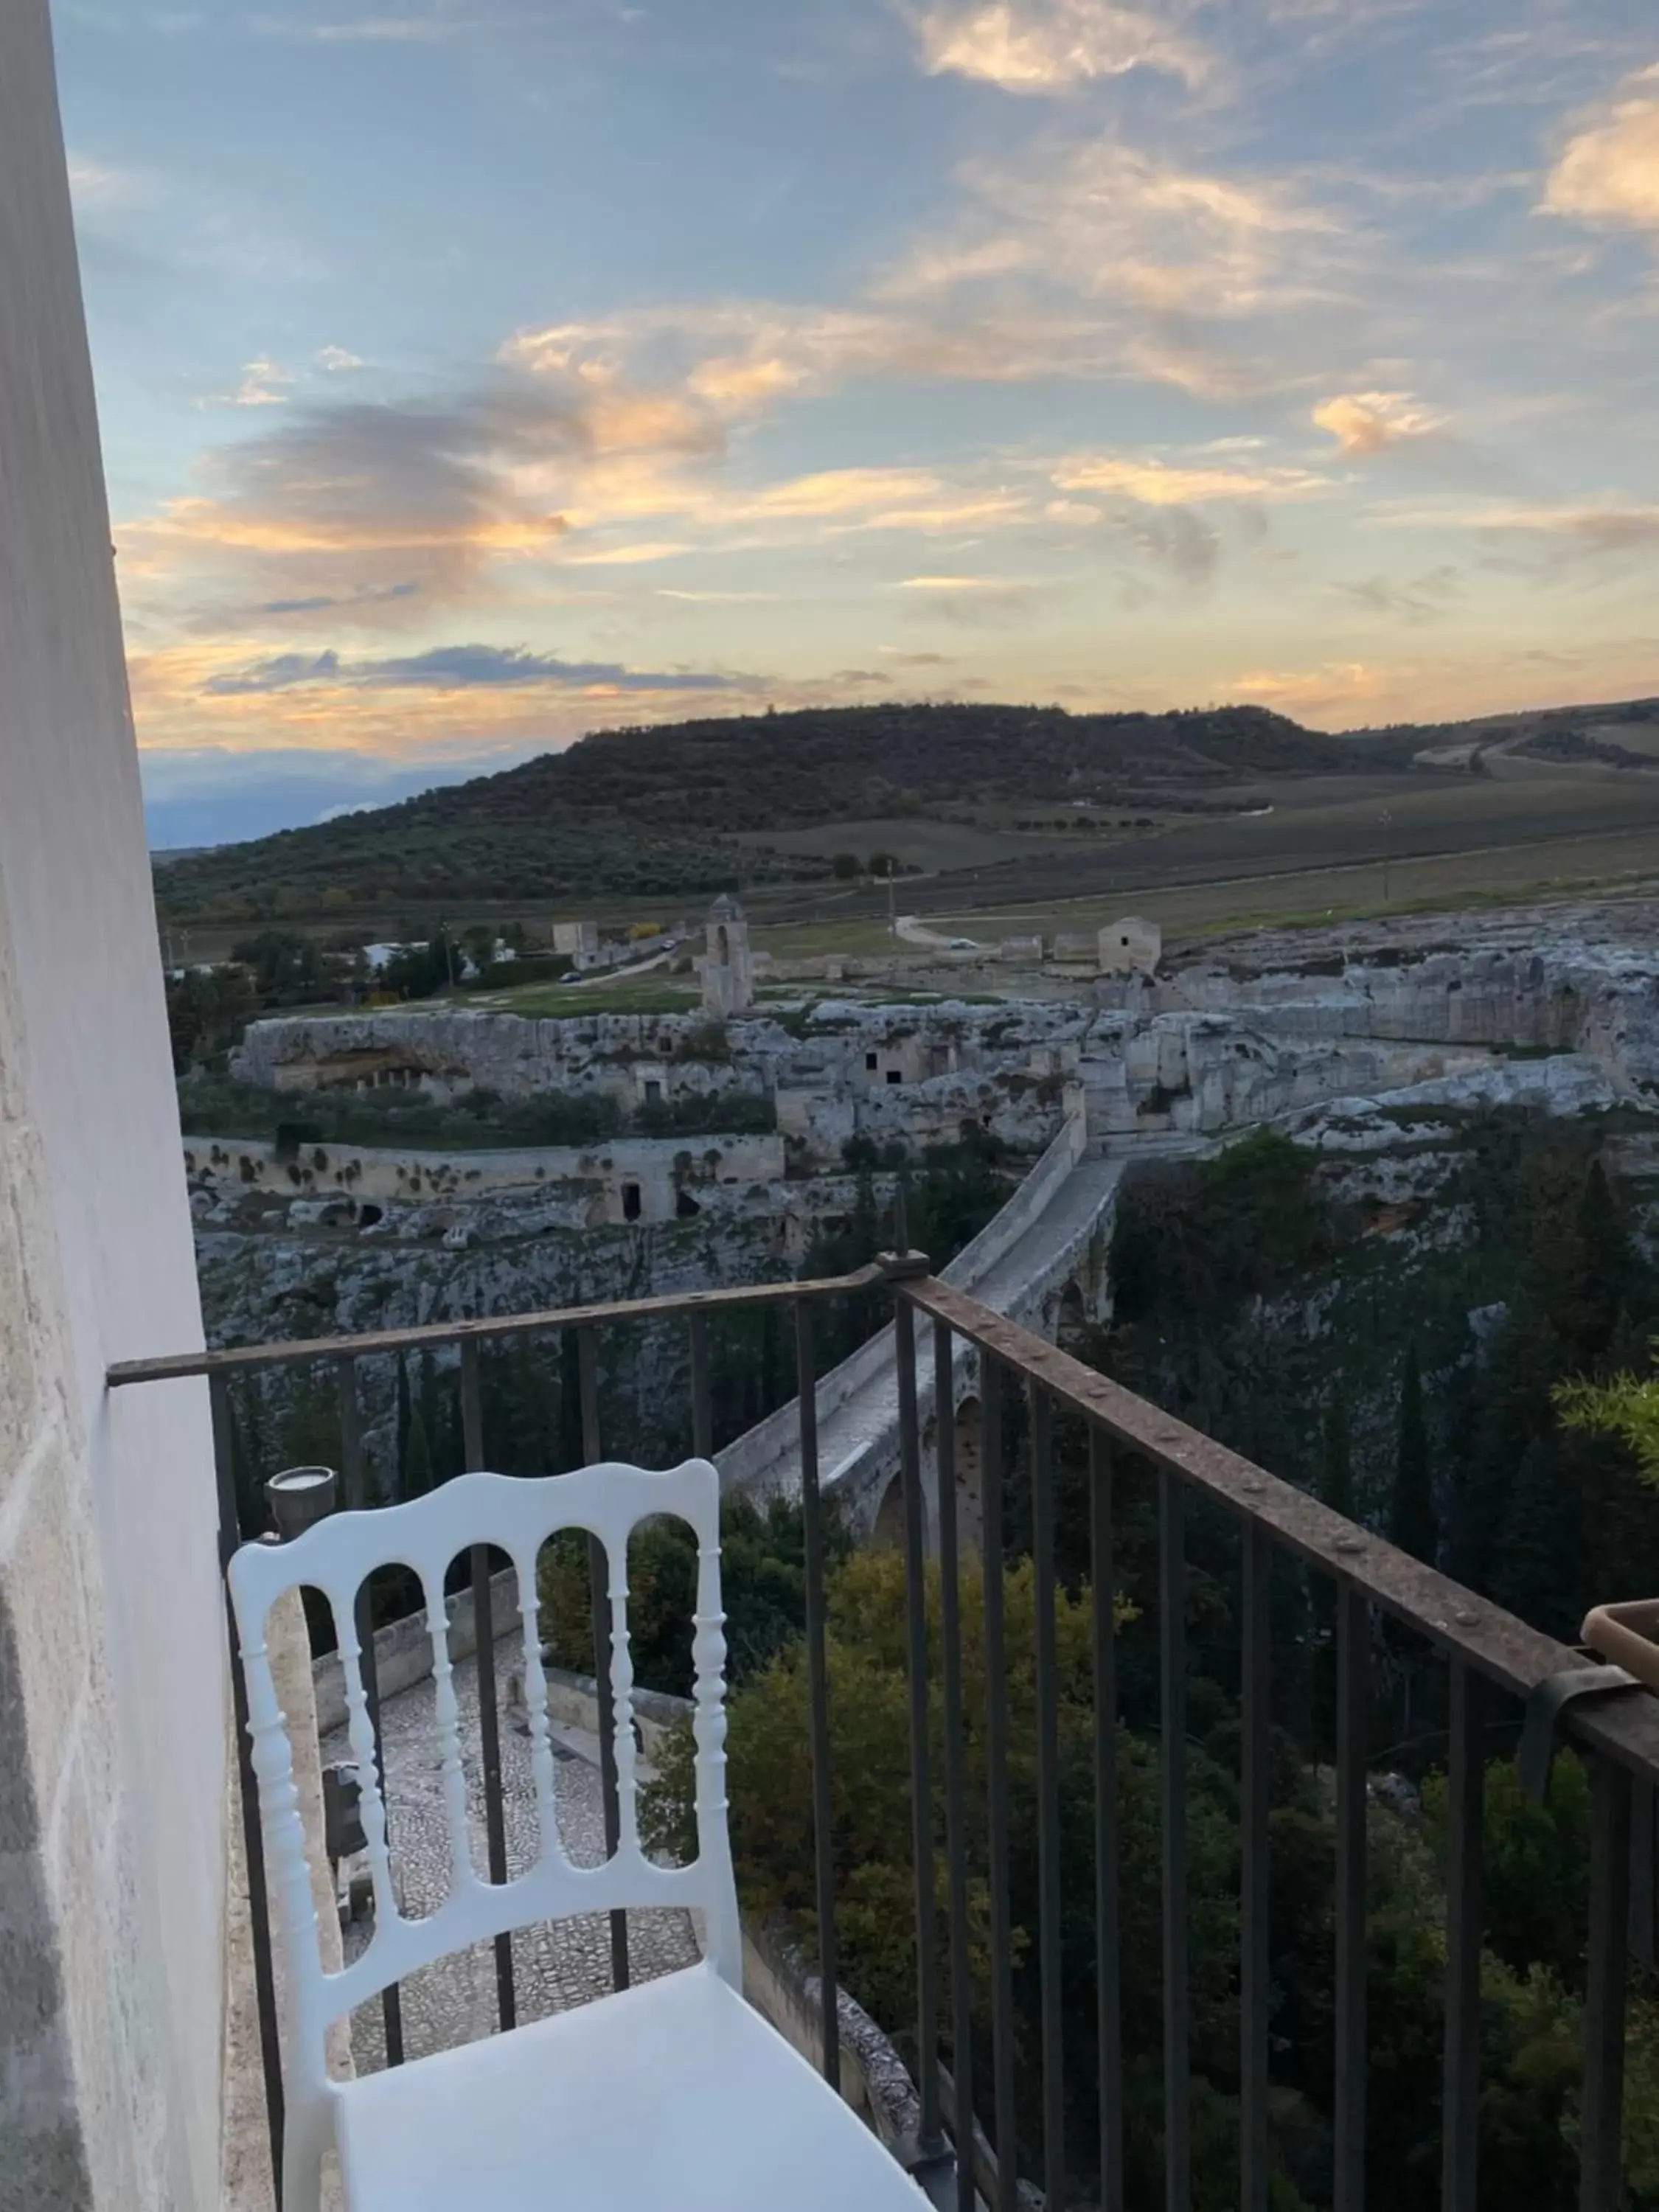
[1391,1343,1436,1564]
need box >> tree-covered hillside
[152,700,1405,922]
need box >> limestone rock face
[229,904,1659,1164]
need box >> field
[731,811,1168,874]
[462,973,700,1018]
[161,751,1659,980]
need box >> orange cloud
[1544,66,1659,234]
[910,0,1215,93]
[1052,452,1326,503]
[1312,390,1444,455]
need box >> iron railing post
[577,1325,630,1991]
[1091,1427,1124,2212]
[337,1354,404,2064]
[460,1338,516,2030]
[894,1284,944,2163]
[1240,1521,1271,2212]
[211,1373,285,2201]
[1582,1755,1632,2212]
[1334,1586,1369,2212]
[1442,1662,1485,2212]
[980,1356,1020,2211]
[1030,1382,1066,2211]
[794,1297,840,2091]
[933,1318,975,2212]
[1160,1471,1190,2212]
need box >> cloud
[657,588,784,603]
[1112,504,1220,583]
[202,358,294,410]
[122,366,719,617]
[1051,452,1326,503]
[204,642,740,696]
[1331,569,1460,624]
[896,575,1044,624]
[897,573,1026,590]
[1232,660,1388,712]
[563,540,697,565]
[891,139,1340,319]
[248,14,461,40]
[503,139,1348,434]
[1475,501,1659,558]
[316,344,365,372]
[259,582,419,614]
[66,156,154,210]
[1312,389,1445,454]
[1544,66,1659,234]
[907,0,1214,94]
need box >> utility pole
[1380,809,1394,906]
[887,868,896,943]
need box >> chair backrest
[226,1458,738,2120]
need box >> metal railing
[109,1256,1659,2212]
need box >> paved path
[324,1636,698,2075]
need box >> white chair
[227,1457,929,2212]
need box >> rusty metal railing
[900,1273,1659,2212]
[107,1263,881,2203]
[110,1258,1659,2212]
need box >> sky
[49,0,1659,845]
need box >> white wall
[0,6,226,2205]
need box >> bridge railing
[109,1257,1659,2211]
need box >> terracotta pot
[1582,1598,1659,1693]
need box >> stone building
[552,917,602,972]
[1098,915,1163,977]
[701,891,756,1017]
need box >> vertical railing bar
[1160,1470,1191,2212]
[1031,1383,1068,2211]
[1442,1660,1484,2212]
[981,1357,1020,2212]
[894,1289,943,2156]
[577,1325,630,1992]
[459,1338,516,2031]
[336,1355,404,2067]
[1334,1585,1369,2212]
[933,1320,975,2212]
[1090,1427,1124,2212]
[794,1298,841,2092]
[689,1308,714,1461]
[1240,1520,1271,2212]
[1630,1775,1655,1970]
[211,1374,285,2203]
[1581,1754,1632,2212]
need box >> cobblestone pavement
[320,1635,698,2074]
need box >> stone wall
[229,941,1659,1169]
[184,1129,787,1226]
[0,10,225,2204]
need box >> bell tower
[701,892,754,1017]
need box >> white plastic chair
[227,1458,928,2212]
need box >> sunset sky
[52,0,1659,844]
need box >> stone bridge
[717,1091,1148,1545]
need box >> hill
[152,700,1410,924]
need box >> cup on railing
[265,1464,338,1542]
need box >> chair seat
[335,1962,930,2211]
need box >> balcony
[108,1258,1659,2212]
